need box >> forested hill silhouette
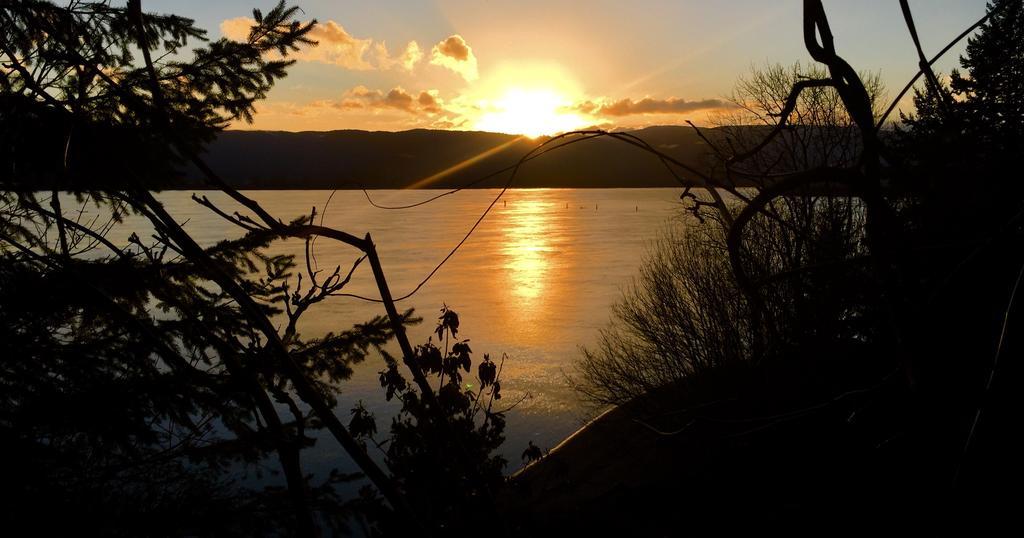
[182,126,717,189]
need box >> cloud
[305,20,376,69]
[418,91,443,114]
[430,35,478,82]
[375,41,423,71]
[219,17,254,42]
[327,86,447,115]
[434,35,471,61]
[581,97,735,117]
[220,17,423,72]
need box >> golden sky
[151,0,991,136]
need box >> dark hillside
[185,127,716,189]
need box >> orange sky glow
[148,0,992,136]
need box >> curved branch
[899,0,954,121]
[728,78,835,164]
[875,3,1007,131]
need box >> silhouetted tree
[900,0,1024,214]
[949,0,1023,146]
[0,1,469,535]
[2,1,525,534]
[894,0,1024,505]
[577,61,884,406]
[571,0,1024,528]
[367,307,510,535]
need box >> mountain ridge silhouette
[183,126,719,189]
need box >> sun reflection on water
[502,198,557,303]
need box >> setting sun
[474,88,588,137]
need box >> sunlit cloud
[577,97,736,117]
[220,17,422,72]
[430,35,479,82]
[303,20,376,69]
[242,91,464,131]
[430,117,469,130]
[246,89,734,132]
[219,17,255,41]
[418,91,443,114]
[375,41,423,71]
[314,86,449,116]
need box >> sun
[474,87,589,138]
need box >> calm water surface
[121,188,683,475]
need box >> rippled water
[113,188,683,474]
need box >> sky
[144,0,991,135]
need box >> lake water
[114,188,684,476]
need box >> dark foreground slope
[503,341,1023,534]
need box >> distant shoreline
[10,125,873,192]
[149,185,692,191]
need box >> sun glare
[474,87,587,138]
